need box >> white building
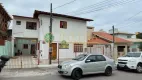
[109,28,134,39]
[12,10,93,63]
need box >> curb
[38,64,58,68]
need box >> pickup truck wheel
[105,67,112,76]
[136,64,142,73]
[71,68,82,80]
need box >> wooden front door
[52,43,57,60]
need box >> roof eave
[33,10,93,21]
[13,15,38,20]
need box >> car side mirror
[85,60,91,63]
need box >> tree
[136,33,142,39]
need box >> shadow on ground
[117,69,139,74]
[59,73,116,80]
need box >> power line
[72,0,140,15]
[65,0,112,14]
[67,0,130,15]
[117,20,142,29]
[115,10,142,26]
[85,0,141,28]
[53,0,77,10]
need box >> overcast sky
[1,0,142,33]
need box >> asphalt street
[0,70,142,80]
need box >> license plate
[119,64,125,67]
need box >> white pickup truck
[117,52,142,73]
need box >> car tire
[136,64,142,73]
[105,67,112,76]
[71,68,82,80]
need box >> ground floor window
[23,44,28,49]
[74,44,83,52]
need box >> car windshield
[72,54,88,61]
[124,53,141,57]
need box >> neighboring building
[109,28,134,39]
[0,3,12,56]
[12,10,93,63]
[87,26,94,40]
[88,32,131,59]
[126,38,142,52]
[109,28,142,52]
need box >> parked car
[58,54,116,80]
[117,52,142,73]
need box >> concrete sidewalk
[0,67,58,78]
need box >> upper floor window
[60,21,67,29]
[26,22,37,30]
[16,21,21,25]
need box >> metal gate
[5,55,38,69]
[86,45,112,58]
[4,38,38,69]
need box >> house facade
[126,38,142,52]
[87,31,131,60]
[109,28,142,52]
[12,10,93,63]
[12,15,39,57]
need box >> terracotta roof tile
[88,37,109,44]
[93,32,131,43]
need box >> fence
[0,40,12,57]
[0,40,38,69]
[4,55,38,69]
[86,45,113,58]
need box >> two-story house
[12,10,93,64]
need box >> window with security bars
[74,44,83,52]
[60,21,67,29]
[26,22,37,30]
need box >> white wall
[87,27,94,40]
[115,34,128,39]
[38,15,88,59]
[12,17,39,38]
[15,39,37,55]
[12,17,39,57]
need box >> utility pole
[112,25,115,60]
[49,3,53,64]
